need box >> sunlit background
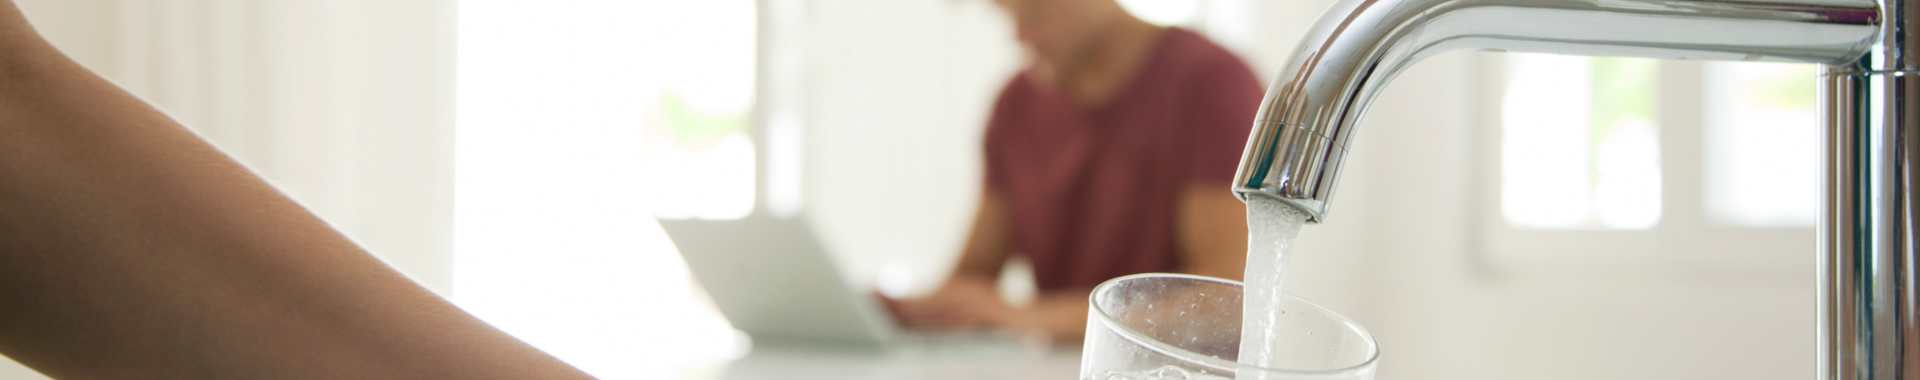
[451,2,755,378]
[1501,54,1816,231]
[1704,62,1820,227]
[449,1,1223,378]
[0,0,1827,379]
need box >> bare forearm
[1175,183,1248,281]
[1010,289,1094,343]
[948,189,1015,281]
[0,4,586,379]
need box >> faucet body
[1232,0,1910,376]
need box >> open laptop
[660,217,1015,351]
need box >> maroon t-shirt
[984,28,1263,292]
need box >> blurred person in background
[0,1,591,378]
[881,0,1263,342]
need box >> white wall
[799,0,1023,293]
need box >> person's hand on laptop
[878,275,1012,331]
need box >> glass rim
[1089,273,1381,376]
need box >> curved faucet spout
[1231,0,1879,222]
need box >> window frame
[1468,55,1813,282]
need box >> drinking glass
[1081,273,1378,380]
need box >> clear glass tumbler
[1081,273,1378,380]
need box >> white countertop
[716,344,1081,380]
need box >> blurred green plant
[656,92,749,147]
[1752,64,1816,110]
[1590,57,1659,140]
[1589,57,1661,178]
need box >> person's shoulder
[993,70,1041,103]
[986,70,1041,134]
[1153,28,1261,104]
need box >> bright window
[453,1,754,378]
[1704,62,1819,227]
[1483,54,1816,271]
[1501,54,1662,230]
[643,0,759,220]
[1499,56,1818,231]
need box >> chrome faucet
[1230,0,1904,377]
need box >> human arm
[0,3,591,379]
[998,182,1249,342]
[881,188,1017,330]
[880,186,1092,342]
[884,182,1251,343]
[1172,182,1250,280]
